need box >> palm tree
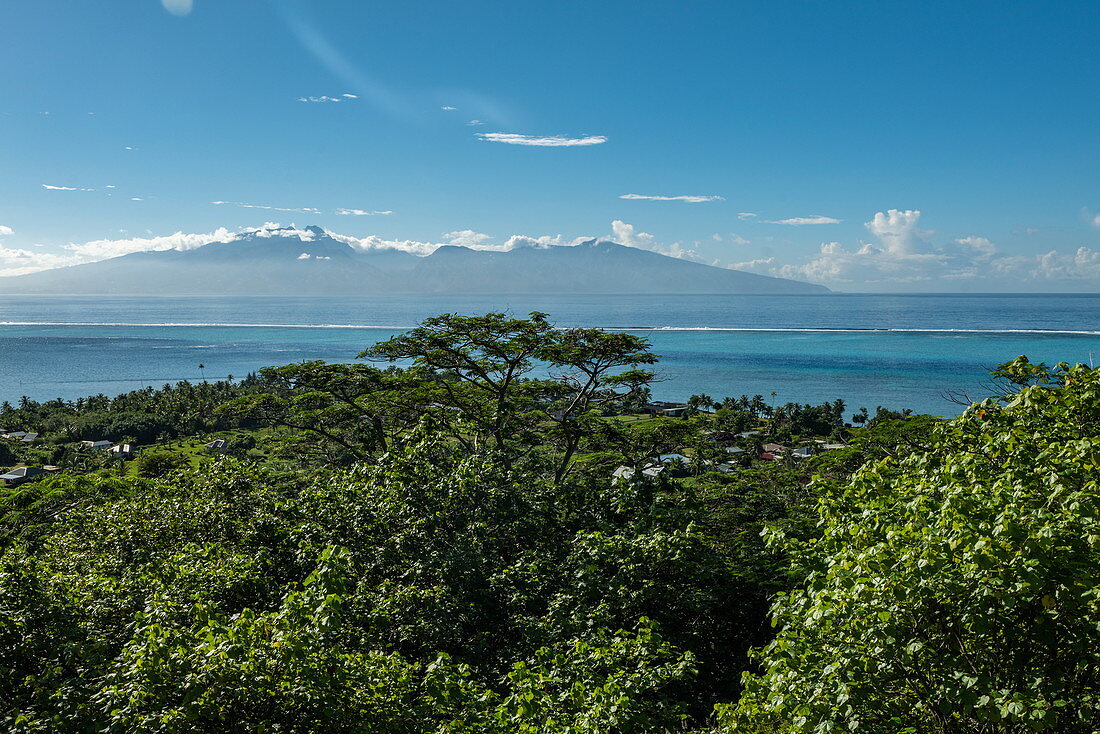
[198,364,207,383]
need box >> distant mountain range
[0,226,828,295]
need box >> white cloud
[477,132,608,147]
[42,184,77,191]
[767,215,842,226]
[65,227,237,260]
[0,226,13,236]
[864,209,928,254]
[298,94,356,103]
[1034,247,1100,280]
[443,230,493,246]
[212,201,321,214]
[609,220,706,263]
[0,245,81,277]
[329,229,587,257]
[619,194,724,203]
[161,0,193,16]
[297,253,311,260]
[336,208,393,216]
[441,106,457,110]
[738,212,757,220]
[731,256,775,271]
[467,119,486,126]
[955,235,996,261]
[1092,214,1100,228]
[130,197,143,201]
[728,208,1100,287]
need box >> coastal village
[1,397,853,489]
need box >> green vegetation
[1,315,1094,732]
[729,357,1100,733]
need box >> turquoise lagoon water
[1,293,1098,416]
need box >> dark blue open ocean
[1,293,1097,416]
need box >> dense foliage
[3,314,1090,732]
[731,357,1100,732]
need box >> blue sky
[2,0,1100,291]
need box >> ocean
[1,293,1097,416]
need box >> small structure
[3,432,27,440]
[80,440,112,450]
[644,401,691,418]
[111,444,135,459]
[791,446,815,458]
[612,463,665,483]
[759,451,778,461]
[724,446,746,455]
[204,439,228,450]
[736,431,760,439]
[0,466,48,487]
[701,460,737,475]
[822,443,848,450]
[762,443,787,454]
[21,432,38,443]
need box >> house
[204,439,227,450]
[643,401,691,418]
[758,452,777,461]
[3,432,27,440]
[0,466,47,487]
[701,460,738,475]
[612,463,665,483]
[762,443,787,454]
[791,446,815,458]
[80,440,112,450]
[21,432,38,443]
[822,443,848,450]
[724,446,746,455]
[736,431,759,439]
[111,444,135,459]
[658,453,690,464]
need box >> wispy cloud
[0,226,13,236]
[738,212,757,220]
[441,105,457,111]
[297,94,357,103]
[467,119,486,126]
[477,133,608,147]
[766,215,841,225]
[619,194,724,203]
[42,184,78,191]
[161,0,193,17]
[336,208,393,216]
[211,201,321,214]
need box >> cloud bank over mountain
[3,211,1100,290]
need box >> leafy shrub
[730,359,1100,732]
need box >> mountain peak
[0,227,830,295]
